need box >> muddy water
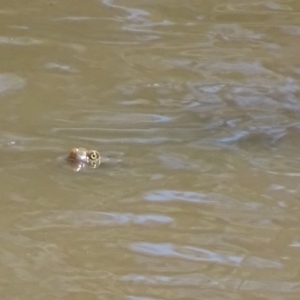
[0,0,300,299]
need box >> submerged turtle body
[67,147,101,171]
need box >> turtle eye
[89,151,99,161]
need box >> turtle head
[67,148,101,168]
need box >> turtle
[66,147,101,172]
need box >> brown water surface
[0,0,300,299]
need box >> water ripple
[130,242,243,265]
[144,190,237,205]
[16,211,173,230]
[0,74,26,95]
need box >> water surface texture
[0,0,300,299]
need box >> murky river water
[0,0,300,299]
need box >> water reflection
[144,190,236,204]
[16,211,174,229]
[130,242,244,265]
[0,74,25,94]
